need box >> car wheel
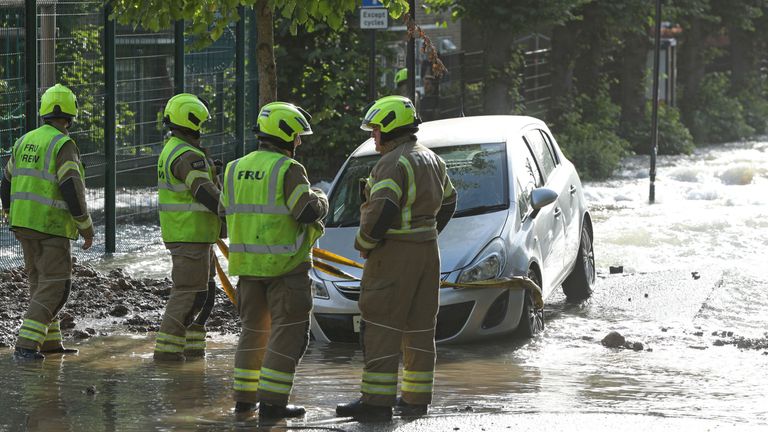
[513,268,544,339]
[562,223,595,302]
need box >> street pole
[406,0,416,103]
[174,20,184,94]
[235,5,245,159]
[104,2,116,253]
[369,30,376,101]
[24,0,37,133]
[649,0,662,204]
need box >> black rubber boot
[395,397,428,417]
[336,398,392,422]
[14,347,45,361]
[259,403,306,419]
[40,347,79,354]
[235,402,257,413]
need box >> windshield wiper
[453,203,508,218]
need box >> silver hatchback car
[310,116,594,344]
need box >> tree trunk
[727,24,754,94]
[255,0,277,107]
[678,17,707,135]
[617,30,650,140]
[572,4,604,98]
[549,20,581,123]
[481,27,514,115]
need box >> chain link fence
[0,2,250,270]
[1,5,552,271]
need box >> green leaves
[113,0,411,45]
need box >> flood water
[2,141,768,431]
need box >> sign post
[361,0,387,101]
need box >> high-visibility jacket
[9,124,83,239]
[157,136,220,243]
[222,150,323,277]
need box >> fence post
[248,7,259,123]
[235,6,246,159]
[104,2,116,253]
[174,20,184,93]
[24,0,37,133]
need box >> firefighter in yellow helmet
[336,95,457,421]
[154,93,223,361]
[394,68,409,97]
[220,101,328,418]
[1,83,94,360]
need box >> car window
[326,155,378,227]
[524,130,556,181]
[539,130,560,165]
[325,142,509,227]
[513,139,543,219]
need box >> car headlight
[457,238,507,283]
[311,277,330,299]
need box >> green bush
[553,89,630,181]
[625,103,694,155]
[691,72,754,143]
[737,76,768,135]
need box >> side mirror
[531,187,558,211]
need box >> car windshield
[326,142,508,227]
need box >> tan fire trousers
[359,239,440,407]
[14,233,73,352]
[233,271,313,405]
[155,243,215,356]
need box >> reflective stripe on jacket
[9,124,82,239]
[157,136,220,243]
[221,150,323,277]
[359,139,450,244]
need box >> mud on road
[0,262,239,347]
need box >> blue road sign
[362,0,383,7]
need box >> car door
[540,129,581,266]
[512,135,560,293]
[523,129,568,285]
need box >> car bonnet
[313,210,509,281]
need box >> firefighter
[336,95,457,421]
[0,83,94,360]
[155,93,223,361]
[220,101,327,418]
[394,68,409,97]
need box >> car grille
[333,273,452,302]
[333,282,360,301]
[314,313,360,343]
[315,301,475,343]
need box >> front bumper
[310,274,526,344]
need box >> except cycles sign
[360,0,387,29]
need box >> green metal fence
[1,1,256,270]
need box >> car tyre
[513,268,544,339]
[562,223,595,302]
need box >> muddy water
[2,141,768,430]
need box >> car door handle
[554,207,562,218]
[569,185,577,195]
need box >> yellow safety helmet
[39,84,78,119]
[361,95,419,134]
[394,68,408,86]
[163,93,210,132]
[253,102,313,144]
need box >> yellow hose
[310,248,544,308]
[212,247,237,307]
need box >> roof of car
[351,115,544,157]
